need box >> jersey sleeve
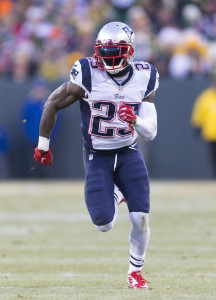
[138,102,157,121]
[134,102,157,140]
[70,58,92,98]
[143,64,159,98]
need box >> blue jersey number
[91,102,116,137]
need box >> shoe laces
[132,271,150,285]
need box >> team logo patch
[71,68,79,80]
[122,26,133,42]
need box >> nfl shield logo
[89,154,93,161]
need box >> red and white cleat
[127,271,150,289]
[114,186,125,205]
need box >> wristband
[38,136,50,151]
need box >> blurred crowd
[1,0,216,82]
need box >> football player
[34,22,159,289]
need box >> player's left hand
[119,102,136,124]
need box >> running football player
[34,22,159,289]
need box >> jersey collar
[107,65,134,87]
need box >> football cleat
[114,186,125,205]
[127,271,150,289]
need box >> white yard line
[0,225,45,235]
[0,212,90,222]
[1,180,216,196]
[0,257,127,263]
[0,212,128,222]
[0,286,76,289]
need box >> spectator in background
[21,79,49,144]
[0,0,13,19]
[1,0,216,80]
[111,0,136,22]
[168,31,209,79]
[127,5,154,62]
[0,125,10,179]
[168,3,209,80]
[20,78,59,177]
[191,70,216,178]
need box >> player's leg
[83,148,117,232]
[114,147,150,288]
[129,212,150,269]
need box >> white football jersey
[70,57,159,150]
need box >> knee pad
[130,212,150,233]
[90,206,114,226]
[96,219,115,232]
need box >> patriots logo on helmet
[122,26,133,42]
[71,68,79,80]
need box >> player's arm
[119,101,157,141]
[133,102,157,140]
[34,81,85,165]
[40,81,84,138]
[142,63,159,103]
[142,91,155,103]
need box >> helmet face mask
[95,42,134,73]
[94,22,135,74]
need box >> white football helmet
[94,22,135,74]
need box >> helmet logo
[122,26,133,42]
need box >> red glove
[33,147,53,165]
[119,102,136,124]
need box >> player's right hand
[33,147,53,165]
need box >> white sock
[128,212,150,274]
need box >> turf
[0,181,215,300]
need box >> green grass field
[0,181,215,300]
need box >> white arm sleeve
[133,102,157,141]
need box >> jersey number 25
[89,101,138,138]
